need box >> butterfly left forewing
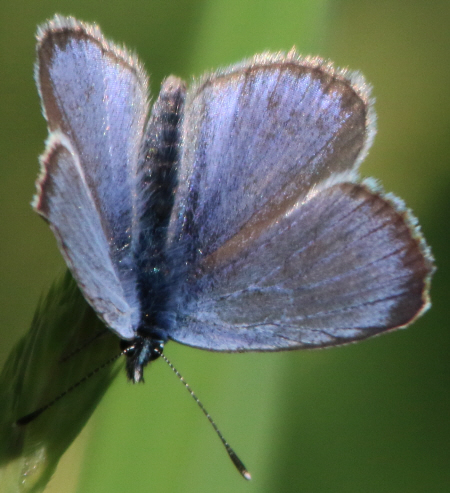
[162,53,378,345]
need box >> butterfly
[34,15,434,388]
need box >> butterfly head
[121,328,168,383]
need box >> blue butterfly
[35,15,434,388]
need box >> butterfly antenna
[157,351,251,480]
[60,328,109,362]
[16,350,124,426]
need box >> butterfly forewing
[36,16,148,289]
[167,53,374,263]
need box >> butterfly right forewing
[166,52,375,265]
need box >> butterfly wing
[164,180,433,350]
[166,52,375,264]
[35,16,149,337]
[34,133,135,337]
[162,53,433,350]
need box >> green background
[1,0,449,491]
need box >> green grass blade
[0,271,121,493]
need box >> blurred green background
[1,0,449,492]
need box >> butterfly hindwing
[164,180,432,350]
[34,133,136,338]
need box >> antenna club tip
[242,470,252,481]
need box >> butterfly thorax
[122,76,187,384]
